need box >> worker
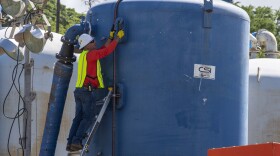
[66,26,125,152]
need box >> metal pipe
[23,47,32,156]
[39,61,73,156]
[112,1,122,155]
[112,0,121,156]
[256,29,278,52]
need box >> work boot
[70,144,83,151]
[66,144,73,152]
[82,132,89,139]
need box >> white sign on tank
[194,64,216,80]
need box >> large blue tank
[85,0,249,155]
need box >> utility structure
[249,29,279,58]
[0,0,51,156]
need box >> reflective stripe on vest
[75,50,87,88]
[97,60,104,88]
[75,50,104,88]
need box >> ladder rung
[96,100,104,106]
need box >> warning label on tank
[193,64,216,80]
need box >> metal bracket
[30,91,37,101]
[116,83,125,109]
[19,137,26,146]
[203,0,213,28]
[112,93,121,98]
[24,91,36,103]
[24,58,34,69]
[257,67,261,83]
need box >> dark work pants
[67,88,96,145]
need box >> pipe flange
[56,53,76,63]
[61,36,77,45]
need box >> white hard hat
[78,34,95,50]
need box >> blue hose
[39,61,73,156]
[39,20,88,156]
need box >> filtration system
[0,0,253,156]
[86,0,249,155]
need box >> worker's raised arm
[87,40,117,61]
[104,38,112,47]
[87,29,125,61]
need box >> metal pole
[112,54,116,156]
[56,0,60,33]
[23,48,32,156]
[112,2,121,155]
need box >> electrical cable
[2,63,26,119]
[7,108,25,156]
[4,26,11,39]
[7,63,25,156]
[2,45,28,156]
[32,61,34,91]
[24,10,33,25]
[17,62,25,156]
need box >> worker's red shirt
[83,40,118,88]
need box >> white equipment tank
[249,29,280,144]
[249,58,280,144]
[248,29,280,144]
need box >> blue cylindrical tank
[85,0,249,155]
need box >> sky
[236,0,280,9]
[61,0,280,14]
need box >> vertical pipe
[39,61,73,156]
[23,48,32,156]
[112,54,116,156]
[112,2,121,155]
[56,0,60,33]
[39,24,81,156]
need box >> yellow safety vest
[75,50,104,88]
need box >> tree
[43,0,84,34]
[239,5,280,50]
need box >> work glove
[109,24,115,40]
[117,29,125,39]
